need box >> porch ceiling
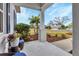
[14,3,45,10]
[13,3,53,13]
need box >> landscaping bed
[16,29,72,42]
[47,34,71,42]
[25,33,72,42]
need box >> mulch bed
[47,34,68,42]
[27,34,69,42]
[27,34,38,41]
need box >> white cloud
[49,5,72,20]
[48,4,72,17]
[48,8,58,16]
[59,6,72,17]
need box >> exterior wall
[10,3,15,33]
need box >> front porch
[0,3,79,56]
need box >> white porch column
[73,3,79,56]
[10,4,15,33]
[3,3,7,34]
[38,9,46,42]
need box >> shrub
[61,34,67,39]
[55,34,58,37]
[66,32,72,35]
[15,23,30,42]
[45,26,51,29]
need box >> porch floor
[22,41,72,56]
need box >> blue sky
[17,3,72,25]
[17,7,40,24]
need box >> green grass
[29,29,72,38]
[16,28,72,39]
[29,28,35,35]
[46,29,72,38]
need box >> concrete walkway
[52,38,72,52]
[22,41,72,56]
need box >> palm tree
[29,16,40,34]
[29,16,36,34]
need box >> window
[0,3,3,10]
[14,10,17,28]
[0,3,3,33]
[0,3,10,33]
[0,12,3,32]
[6,3,10,33]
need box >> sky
[16,7,40,24]
[17,3,72,25]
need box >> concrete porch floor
[22,41,72,56]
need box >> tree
[53,17,64,26]
[29,16,40,34]
[67,23,72,28]
[52,16,71,30]
[45,25,51,29]
[60,24,67,29]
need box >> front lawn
[46,29,72,38]
[16,29,72,42]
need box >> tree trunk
[34,27,36,34]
